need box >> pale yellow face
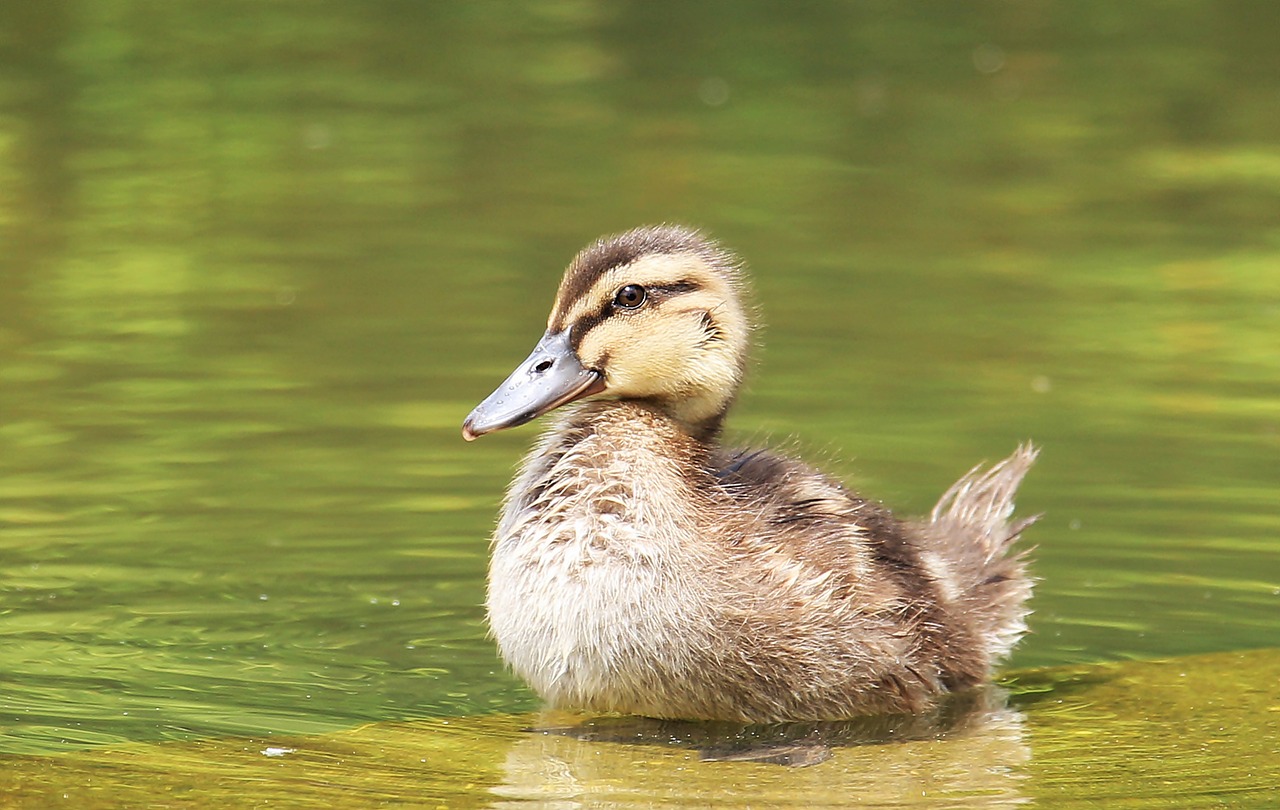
[548,251,750,430]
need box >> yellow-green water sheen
[2,0,1279,805]
[2,650,1277,808]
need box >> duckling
[462,225,1037,723]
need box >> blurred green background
[1,0,1277,795]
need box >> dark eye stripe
[649,281,699,297]
[567,280,702,351]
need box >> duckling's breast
[486,402,722,715]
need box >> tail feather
[930,443,1039,560]
[925,443,1039,662]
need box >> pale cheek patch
[585,317,700,397]
[576,320,623,372]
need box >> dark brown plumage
[463,225,1037,722]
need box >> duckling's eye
[613,284,647,309]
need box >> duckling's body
[465,226,1036,723]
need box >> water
[1,1,1277,805]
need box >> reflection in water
[528,686,1013,764]
[493,689,1029,806]
[0,651,1274,808]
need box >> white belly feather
[485,419,707,712]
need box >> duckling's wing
[711,443,1038,672]
[710,446,924,602]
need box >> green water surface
[1,1,1278,806]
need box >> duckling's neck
[636,393,733,444]
[497,399,713,549]
[569,398,715,463]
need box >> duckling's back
[711,442,1037,709]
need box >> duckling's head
[463,225,750,441]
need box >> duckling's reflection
[491,687,1029,806]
